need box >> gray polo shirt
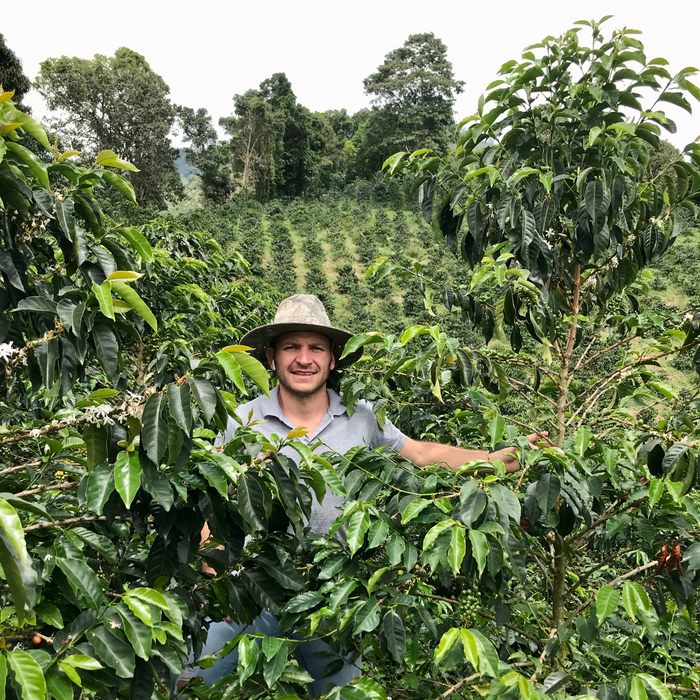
[219,386,407,534]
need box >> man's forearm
[399,437,520,473]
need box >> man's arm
[399,433,546,474]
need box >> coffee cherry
[32,635,42,645]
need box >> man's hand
[493,432,550,472]
[527,431,550,449]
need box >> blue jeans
[184,611,361,697]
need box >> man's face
[266,331,335,398]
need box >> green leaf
[142,393,168,465]
[189,377,217,423]
[402,498,431,524]
[354,601,380,634]
[648,479,663,506]
[5,142,50,188]
[367,519,390,548]
[506,166,540,189]
[588,126,602,147]
[469,529,489,577]
[489,416,505,450]
[14,111,51,150]
[367,567,387,595]
[117,227,153,262]
[87,625,136,678]
[60,654,103,670]
[110,281,157,331]
[72,527,118,563]
[102,170,137,204]
[435,627,460,664]
[92,281,115,320]
[381,610,406,664]
[460,629,479,670]
[469,628,501,678]
[584,180,607,221]
[140,462,173,510]
[282,592,324,614]
[622,580,650,621]
[658,91,692,113]
[7,650,46,700]
[447,526,466,575]
[85,463,115,515]
[36,602,63,629]
[216,351,246,394]
[339,332,384,359]
[55,537,105,609]
[230,351,270,397]
[237,472,267,531]
[313,456,347,498]
[91,324,119,382]
[95,149,139,171]
[114,451,142,507]
[116,604,152,660]
[0,497,36,624]
[596,586,620,625]
[630,676,648,700]
[237,635,259,684]
[534,474,561,514]
[347,510,371,556]
[636,673,671,700]
[57,662,81,687]
[329,580,356,610]
[167,382,192,434]
[341,677,388,700]
[15,297,58,314]
[127,587,169,610]
[423,520,455,551]
[46,668,73,700]
[574,426,592,455]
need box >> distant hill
[175,150,197,181]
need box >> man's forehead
[275,331,332,347]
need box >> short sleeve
[367,410,407,452]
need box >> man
[190,294,543,695]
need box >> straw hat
[239,294,362,369]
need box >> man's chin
[279,375,327,397]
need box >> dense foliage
[2,17,700,700]
[35,48,183,207]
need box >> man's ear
[329,352,336,372]
[265,347,276,370]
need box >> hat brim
[239,322,363,369]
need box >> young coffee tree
[0,89,349,700]
[294,18,700,699]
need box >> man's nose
[295,347,313,364]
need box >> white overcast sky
[4,0,699,148]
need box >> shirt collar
[260,385,347,432]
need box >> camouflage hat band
[239,294,363,369]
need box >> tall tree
[36,47,182,207]
[221,89,279,199]
[349,33,464,179]
[0,34,32,112]
[220,73,330,201]
[179,106,233,204]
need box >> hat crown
[273,294,331,327]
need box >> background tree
[35,47,182,207]
[179,106,234,203]
[348,33,464,179]
[0,34,32,112]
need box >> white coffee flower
[29,429,42,438]
[0,343,15,361]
